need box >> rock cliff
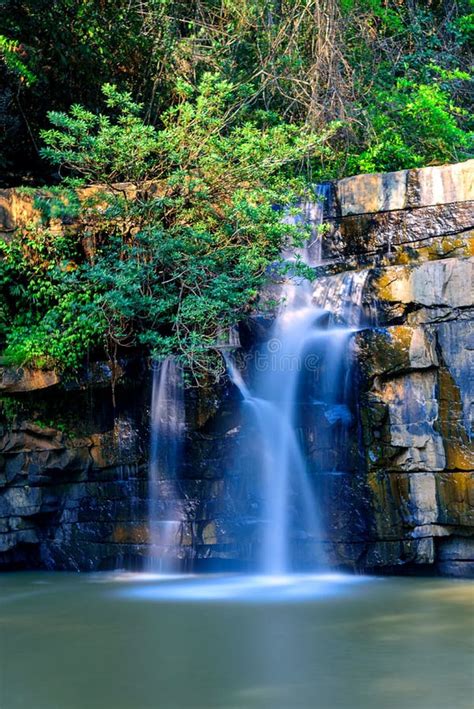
[1,160,472,574]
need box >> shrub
[0,78,334,378]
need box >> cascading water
[148,357,185,571]
[228,185,369,574]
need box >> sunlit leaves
[2,76,322,376]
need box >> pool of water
[0,572,473,709]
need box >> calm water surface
[0,572,473,709]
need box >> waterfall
[228,185,368,574]
[148,357,185,571]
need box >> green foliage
[345,77,473,174]
[1,79,327,377]
[0,1,472,377]
[0,222,102,369]
[0,34,35,85]
[41,84,161,183]
[1,1,472,178]
[340,0,403,33]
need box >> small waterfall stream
[148,357,185,571]
[146,187,370,576]
[228,186,368,574]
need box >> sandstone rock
[199,519,240,545]
[365,471,468,541]
[0,189,15,232]
[366,469,473,538]
[366,471,408,539]
[2,453,27,484]
[336,202,474,257]
[337,159,473,216]
[408,473,438,525]
[436,473,474,526]
[0,189,37,235]
[436,321,474,441]
[437,536,474,577]
[376,257,473,311]
[437,368,473,471]
[38,447,91,474]
[357,326,438,379]
[409,327,438,369]
[380,372,446,472]
[438,536,474,561]
[411,524,451,538]
[0,529,39,552]
[407,306,474,326]
[0,486,42,517]
[338,169,408,216]
[0,367,60,393]
[111,523,150,545]
[437,560,474,578]
[364,537,435,567]
[89,417,139,469]
[0,533,17,552]
[0,182,145,238]
[408,160,474,207]
[201,521,217,545]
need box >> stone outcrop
[0,368,60,393]
[336,159,473,216]
[346,161,473,574]
[0,159,472,574]
[0,385,148,568]
[0,181,152,239]
[0,360,128,394]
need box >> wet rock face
[0,384,149,569]
[349,161,473,575]
[320,160,473,264]
[0,371,249,571]
[0,159,473,574]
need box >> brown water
[0,572,473,709]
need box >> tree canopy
[0,1,472,377]
[1,1,472,181]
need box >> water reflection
[115,573,366,602]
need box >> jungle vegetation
[0,1,472,377]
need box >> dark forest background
[1,0,472,185]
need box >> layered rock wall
[0,160,472,574]
[333,160,473,575]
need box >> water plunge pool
[1,572,473,708]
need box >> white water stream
[148,357,185,570]
[228,186,368,573]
